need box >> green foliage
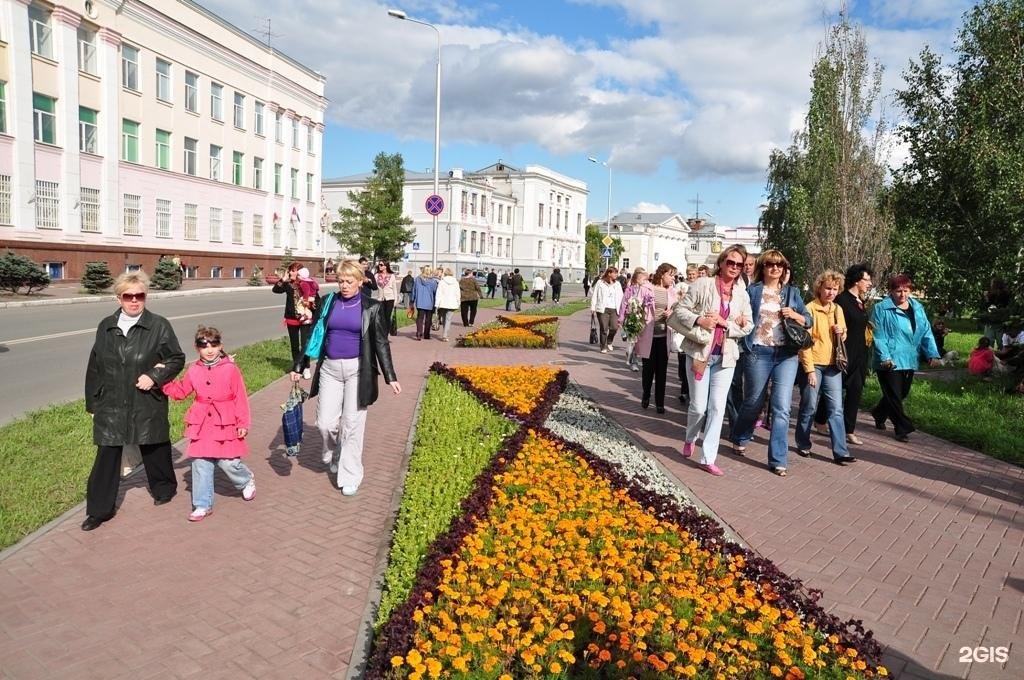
[331,152,416,262]
[584,223,623,276]
[280,248,295,273]
[247,265,264,286]
[150,256,182,290]
[0,337,292,550]
[520,299,590,317]
[81,261,114,294]
[375,375,517,627]
[891,0,1024,315]
[0,250,50,295]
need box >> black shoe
[656,406,666,414]
[833,456,857,465]
[678,394,688,405]
[873,416,886,430]
[153,495,174,506]
[895,433,910,442]
[796,448,812,458]
[641,396,650,409]
[80,516,107,531]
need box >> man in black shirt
[359,257,378,297]
[486,269,498,298]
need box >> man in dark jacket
[399,270,415,305]
[82,273,185,531]
[499,270,509,298]
[549,268,563,303]
[486,269,498,298]
[507,268,524,311]
[359,257,378,297]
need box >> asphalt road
[0,288,312,426]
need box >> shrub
[81,261,114,294]
[150,256,181,290]
[247,265,264,286]
[0,250,49,295]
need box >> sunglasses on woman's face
[195,339,221,348]
[765,262,785,269]
[120,292,146,302]
[723,259,744,268]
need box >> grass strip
[0,337,293,549]
[374,373,517,628]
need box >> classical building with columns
[0,0,327,281]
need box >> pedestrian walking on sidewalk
[486,269,498,298]
[459,268,482,327]
[435,268,461,341]
[163,326,255,522]
[294,260,401,496]
[590,266,623,353]
[82,271,185,531]
[549,268,563,303]
[373,260,401,330]
[410,265,439,340]
[273,262,315,379]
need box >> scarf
[376,272,392,288]
[712,277,732,353]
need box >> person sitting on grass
[967,337,1006,379]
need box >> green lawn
[0,337,293,550]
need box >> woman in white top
[434,267,461,342]
[590,266,623,353]
[532,273,547,303]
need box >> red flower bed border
[365,365,884,677]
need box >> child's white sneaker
[302,368,311,380]
[242,477,256,501]
[188,508,212,522]
[340,485,358,496]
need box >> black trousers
[415,309,434,339]
[486,285,496,298]
[287,323,313,371]
[641,337,669,407]
[724,351,746,426]
[871,368,916,437]
[380,299,396,325]
[86,442,176,518]
[551,284,561,302]
[460,300,478,326]
[814,366,867,434]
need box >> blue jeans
[191,457,253,510]
[795,366,849,458]
[732,345,800,469]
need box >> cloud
[199,0,962,182]
[629,201,673,213]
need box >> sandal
[771,467,787,477]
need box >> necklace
[340,295,361,309]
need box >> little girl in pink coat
[163,326,254,522]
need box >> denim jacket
[740,283,813,353]
[870,296,939,370]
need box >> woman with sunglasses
[373,261,400,331]
[673,246,752,475]
[730,249,811,476]
[82,271,186,531]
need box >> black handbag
[782,286,813,351]
[389,311,398,336]
[589,316,599,344]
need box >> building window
[555,209,560,229]
[35,180,59,229]
[505,239,511,258]
[209,207,222,242]
[470,232,477,254]
[211,266,222,279]
[459,230,466,253]
[272,215,281,247]
[232,210,243,244]
[33,93,56,144]
[290,168,298,199]
[122,193,141,235]
[0,82,6,134]
[210,83,223,121]
[537,204,544,228]
[481,199,486,220]
[184,203,197,240]
[209,145,221,180]
[307,125,313,153]
[497,237,503,254]
[121,44,139,91]
[274,163,282,194]
[622,257,630,270]
[253,158,263,190]
[43,262,64,280]
[183,265,198,278]
[183,137,197,175]
[497,204,502,224]
[155,198,171,237]
[471,193,477,216]
[291,119,299,148]
[253,213,263,246]
[577,213,582,233]
[184,71,198,112]
[121,119,139,162]
[233,267,244,279]
[275,111,283,143]
[233,92,245,129]
[155,129,170,170]
[155,59,171,102]
[254,101,265,135]
[78,27,97,74]
[306,173,313,202]
[536,241,544,259]
[305,219,313,249]
[28,5,53,59]
[80,187,100,232]
[0,175,13,224]
[232,151,243,186]
[79,107,98,154]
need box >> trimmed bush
[150,256,182,290]
[81,261,114,293]
[0,250,49,295]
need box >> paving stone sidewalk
[0,301,1020,679]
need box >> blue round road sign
[425,194,445,216]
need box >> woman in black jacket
[273,262,315,379]
[291,260,401,496]
[82,271,185,531]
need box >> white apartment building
[323,161,589,281]
[0,0,327,280]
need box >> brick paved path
[0,301,1020,679]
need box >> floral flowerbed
[368,364,885,679]
[458,316,558,348]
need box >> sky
[199,0,974,227]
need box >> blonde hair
[813,270,845,297]
[629,267,648,285]
[113,271,150,295]
[443,267,454,277]
[335,259,363,280]
[420,265,433,276]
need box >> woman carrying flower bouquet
[618,267,649,372]
[624,263,679,412]
[673,246,752,476]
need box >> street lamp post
[587,156,611,270]
[388,9,441,270]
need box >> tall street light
[587,155,611,270]
[388,8,441,269]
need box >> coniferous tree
[151,257,181,290]
[81,261,114,293]
[331,152,416,262]
[0,250,49,294]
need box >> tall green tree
[584,223,623,276]
[331,152,415,262]
[891,0,1024,316]
[760,11,892,288]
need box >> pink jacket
[163,357,251,458]
[619,282,678,359]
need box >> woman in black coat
[82,272,185,531]
[291,260,400,496]
[273,262,315,379]
[813,263,873,445]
